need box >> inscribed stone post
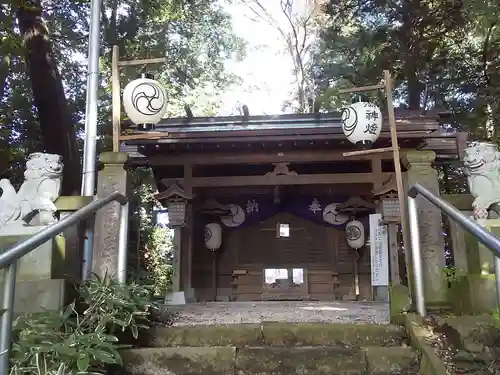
[403,150,447,304]
[92,152,129,279]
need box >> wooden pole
[343,147,393,157]
[117,57,167,67]
[338,84,384,94]
[383,70,411,282]
[119,132,167,141]
[111,45,121,152]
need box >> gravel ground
[166,301,390,326]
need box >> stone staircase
[118,322,420,375]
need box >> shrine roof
[120,111,465,165]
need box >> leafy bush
[129,167,173,296]
[9,275,157,375]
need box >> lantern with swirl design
[345,219,365,250]
[123,73,168,131]
[205,223,222,251]
[341,101,382,149]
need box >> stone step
[137,322,407,348]
[120,345,419,375]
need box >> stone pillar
[165,228,186,305]
[92,152,129,279]
[171,228,182,292]
[183,203,196,301]
[403,150,447,304]
[448,211,473,275]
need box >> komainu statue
[463,142,500,219]
[0,153,63,229]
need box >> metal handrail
[408,184,500,317]
[0,192,129,374]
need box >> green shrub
[9,275,158,375]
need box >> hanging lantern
[154,182,192,228]
[345,219,365,249]
[341,101,382,149]
[166,199,187,228]
[205,223,222,251]
[123,72,168,131]
[381,196,401,222]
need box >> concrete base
[185,287,197,302]
[165,291,187,305]
[374,286,389,302]
[0,226,65,280]
[0,278,66,314]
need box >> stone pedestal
[92,152,129,279]
[0,226,66,312]
[403,150,447,304]
[55,196,94,282]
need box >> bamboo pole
[383,70,411,283]
[111,45,121,152]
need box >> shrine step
[135,322,408,348]
[117,322,422,374]
[119,345,419,375]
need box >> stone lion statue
[0,153,63,228]
[463,142,500,219]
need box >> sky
[217,1,296,116]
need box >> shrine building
[121,111,464,303]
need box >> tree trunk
[16,0,81,195]
[0,55,10,100]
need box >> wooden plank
[310,294,336,301]
[161,172,392,188]
[388,223,401,284]
[338,84,385,94]
[112,45,121,152]
[117,57,167,66]
[308,274,340,284]
[148,130,435,144]
[384,70,410,275]
[232,275,262,285]
[235,293,262,301]
[120,132,167,141]
[343,147,393,157]
[234,285,263,294]
[309,283,336,294]
[371,157,383,189]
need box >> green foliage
[129,167,173,296]
[492,308,500,326]
[9,275,157,375]
[141,226,173,296]
[313,0,500,138]
[442,265,462,284]
[0,0,244,183]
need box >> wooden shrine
[120,110,464,302]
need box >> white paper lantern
[345,220,365,249]
[341,101,382,148]
[123,73,168,130]
[205,223,222,251]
